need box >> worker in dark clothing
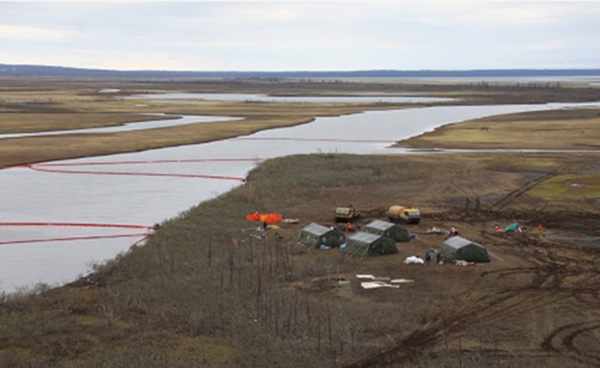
[425,251,431,266]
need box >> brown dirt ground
[330,214,600,367]
[262,148,600,366]
[286,152,600,367]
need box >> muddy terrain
[284,151,600,367]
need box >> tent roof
[349,231,382,244]
[364,219,396,231]
[443,236,485,250]
[301,222,334,236]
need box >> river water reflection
[0,114,240,140]
[2,101,599,293]
[128,93,455,103]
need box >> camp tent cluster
[297,220,410,256]
[297,219,492,263]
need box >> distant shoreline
[2,63,600,79]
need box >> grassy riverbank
[1,78,600,367]
[400,108,600,150]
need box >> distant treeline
[1,63,600,79]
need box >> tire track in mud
[384,160,600,367]
[346,290,555,368]
[487,236,600,368]
[533,240,600,367]
[572,289,600,309]
[542,322,600,366]
[345,234,600,368]
[347,270,553,365]
[490,165,567,210]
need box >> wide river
[2,98,599,293]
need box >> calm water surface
[129,93,455,103]
[0,114,239,139]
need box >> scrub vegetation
[1,77,600,367]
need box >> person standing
[425,251,431,266]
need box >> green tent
[363,219,409,242]
[297,223,346,249]
[440,236,490,263]
[342,232,398,256]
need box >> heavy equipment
[335,205,360,222]
[386,205,421,224]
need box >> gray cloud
[1,1,599,70]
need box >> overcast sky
[1,1,599,71]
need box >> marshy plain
[1,76,600,367]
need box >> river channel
[2,98,599,293]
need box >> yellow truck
[386,205,421,224]
[335,205,360,222]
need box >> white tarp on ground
[357,274,414,289]
[361,281,400,289]
[390,278,415,284]
[404,256,424,264]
